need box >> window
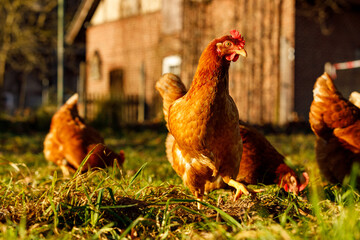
[120,0,139,18]
[162,55,181,76]
[90,51,101,81]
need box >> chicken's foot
[227,179,263,200]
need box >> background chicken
[156,30,250,202]
[309,72,360,184]
[236,121,309,194]
[44,94,125,176]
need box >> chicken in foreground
[157,73,309,195]
[309,72,360,184]
[43,94,125,176]
[156,30,253,203]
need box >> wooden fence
[84,94,140,125]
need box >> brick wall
[86,11,181,119]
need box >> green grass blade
[91,188,104,227]
[127,162,148,190]
[159,198,171,236]
[99,204,139,209]
[106,187,116,204]
[196,200,243,230]
[72,144,100,178]
[156,198,242,230]
[0,178,13,207]
[119,216,144,239]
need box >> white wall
[91,0,162,25]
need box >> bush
[33,105,57,131]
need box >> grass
[0,124,360,239]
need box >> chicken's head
[276,164,309,195]
[216,29,247,62]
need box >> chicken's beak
[235,49,247,58]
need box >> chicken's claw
[228,179,249,200]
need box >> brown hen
[203,121,309,195]
[158,72,309,201]
[158,73,309,194]
[156,30,250,202]
[309,72,360,184]
[236,121,309,194]
[43,94,124,176]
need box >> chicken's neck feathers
[187,41,231,100]
[168,37,239,155]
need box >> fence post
[278,0,295,125]
[79,61,86,118]
[138,62,146,122]
[57,0,64,108]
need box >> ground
[0,123,360,239]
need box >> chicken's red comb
[230,29,245,47]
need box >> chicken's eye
[224,41,232,47]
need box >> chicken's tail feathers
[310,72,359,138]
[155,73,187,126]
[312,72,340,104]
[309,73,333,137]
[349,91,360,108]
[156,73,186,97]
[65,93,79,107]
[310,73,341,137]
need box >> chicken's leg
[197,200,202,210]
[60,159,71,177]
[195,192,203,210]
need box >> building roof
[65,0,100,45]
